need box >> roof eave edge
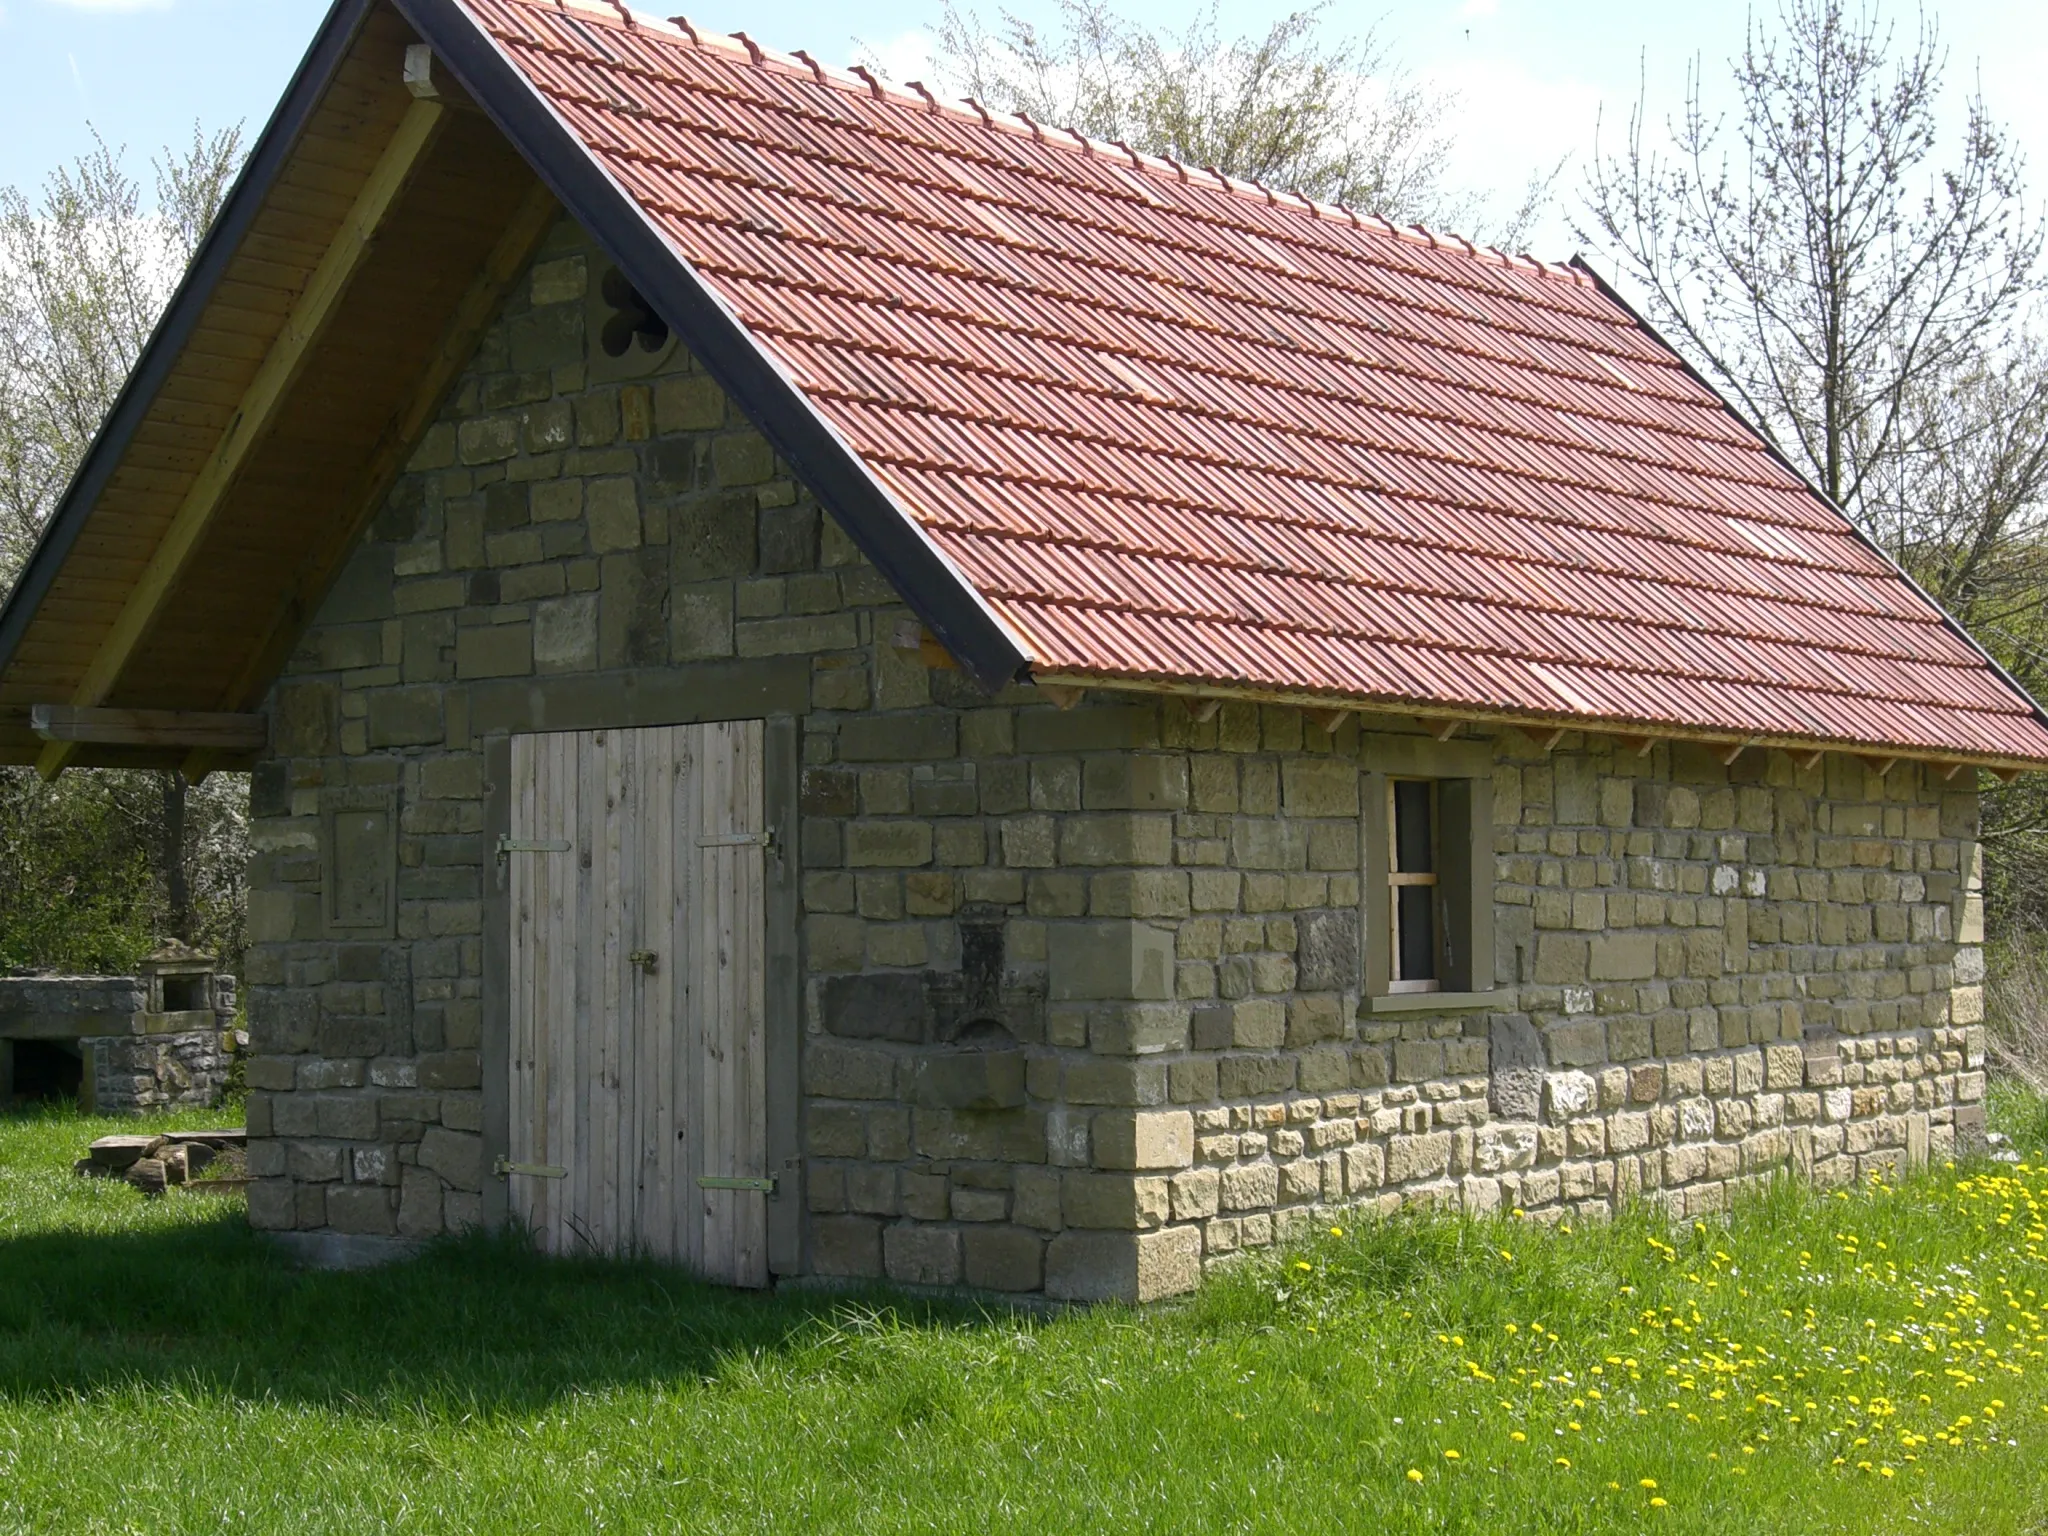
[0,0,383,681]
[1032,670,2048,775]
[395,0,1032,692]
[1568,254,2048,755]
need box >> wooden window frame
[1386,777,1441,993]
[1362,735,1495,1012]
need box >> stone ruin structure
[0,942,240,1114]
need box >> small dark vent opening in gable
[600,266,670,356]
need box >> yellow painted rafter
[40,97,447,780]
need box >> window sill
[1360,989,1504,1016]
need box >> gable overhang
[0,0,1026,776]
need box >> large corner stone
[1048,921,1176,1001]
[1091,1109,1194,1170]
[1045,1226,1203,1303]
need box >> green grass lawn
[7,1096,2048,1534]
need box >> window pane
[1393,780,1434,873]
[1397,885,1436,980]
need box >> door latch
[629,949,658,975]
[496,836,570,865]
[695,1175,777,1193]
[695,830,776,852]
[493,1157,567,1179]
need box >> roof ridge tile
[528,0,1594,286]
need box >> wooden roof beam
[33,705,265,753]
[1182,696,1223,723]
[1417,716,1460,741]
[890,617,959,670]
[39,95,448,781]
[189,176,565,779]
[1518,724,1566,752]
[1310,706,1351,735]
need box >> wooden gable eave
[0,0,385,719]
[0,2,559,772]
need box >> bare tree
[1579,0,2048,939]
[1576,0,2041,525]
[0,125,248,968]
[0,123,243,586]
[911,0,1551,246]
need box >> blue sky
[2,0,2045,260]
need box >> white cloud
[852,28,948,93]
[1422,51,1606,255]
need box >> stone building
[0,0,2032,1297]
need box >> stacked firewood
[75,1130,247,1195]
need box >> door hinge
[493,1157,567,1179]
[696,830,776,852]
[628,949,658,974]
[695,1174,777,1193]
[496,836,571,865]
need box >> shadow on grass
[0,1202,1003,1414]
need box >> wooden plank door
[506,721,768,1285]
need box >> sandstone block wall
[242,213,1985,1296]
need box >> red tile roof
[462,0,2048,763]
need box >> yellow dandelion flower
[1406,1469,1423,1483]
[1640,1480,1657,1490]
[1329,1226,1344,1237]
[1295,1260,1313,1272]
[1555,1458,1571,1469]
[1650,1497,1668,1508]
[1444,1450,1460,1460]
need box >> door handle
[629,949,658,975]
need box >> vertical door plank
[678,723,703,1275]
[569,729,596,1254]
[508,734,532,1239]
[546,728,577,1256]
[695,721,730,1280]
[735,719,768,1284]
[639,728,676,1260]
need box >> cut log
[88,1134,157,1170]
[127,1158,168,1196]
[184,1142,218,1176]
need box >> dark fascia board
[393,0,1031,693]
[1570,253,2048,747]
[0,0,381,680]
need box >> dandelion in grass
[1406,1469,1423,1483]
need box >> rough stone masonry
[240,214,1986,1299]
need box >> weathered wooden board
[507,722,767,1284]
